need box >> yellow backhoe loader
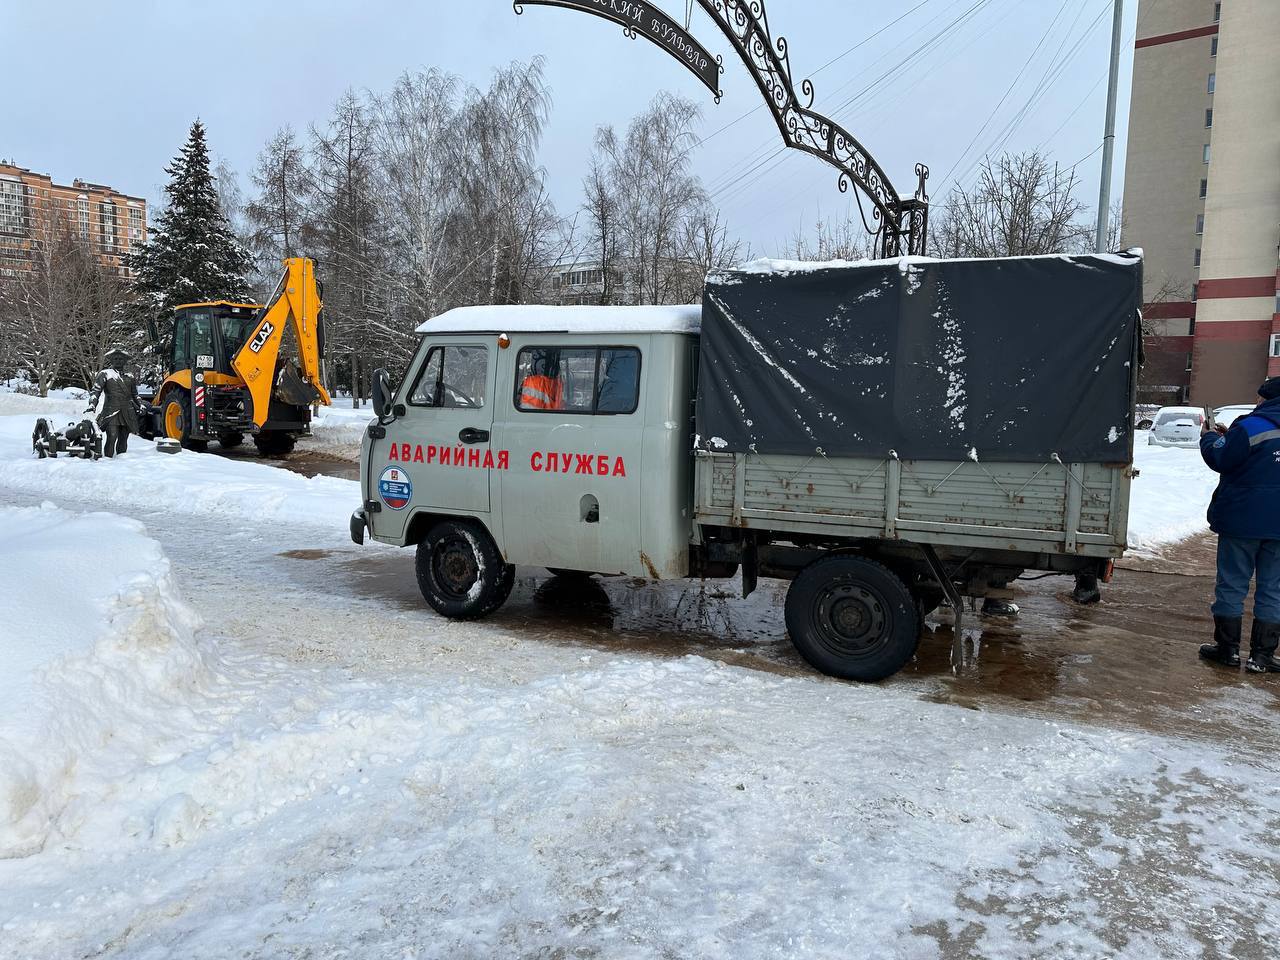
[148,257,332,455]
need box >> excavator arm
[232,257,332,428]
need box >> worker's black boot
[1199,615,1241,668]
[1245,620,1280,674]
[1072,573,1101,605]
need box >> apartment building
[0,161,147,281]
[540,256,704,306]
[1122,0,1280,407]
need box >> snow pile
[1,373,88,399]
[1127,435,1219,552]
[0,391,87,419]
[0,504,208,858]
[0,412,358,532]
[305,404,372,458]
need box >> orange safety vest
[520,374,563,410]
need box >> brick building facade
[1122,0,1280,407]
[0,161,147,281]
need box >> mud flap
[920,543,967,669]
[741,537,758,599]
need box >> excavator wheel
[217,431,244,449]
[163,392,206,451]
[253,431,297,458]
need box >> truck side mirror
[372,368,395,420]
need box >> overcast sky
[2,0,1140,256]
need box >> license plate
[196,354,214,368]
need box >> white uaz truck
[351,253,1143,682]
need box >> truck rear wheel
[218,431,244,449]
[785,555,919,682]
[416,519,515,620]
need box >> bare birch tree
[935,152,1091,258]
[5,214,100,394]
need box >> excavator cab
[152,258,331,456]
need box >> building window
[1203,143,1212,164]
[76,197,89,239]
[1192,283,1199,302]
[128,206,144,247]
[0,178,24,235]
[1195,214,1205,235]
[1207,72,1215,94]
[1194,248,1202,267]
[1205,108,1213,127]
[1211,36,1218,56]
[98,200,118,251]
[1213,3,1221,23]
[1186,353,1194,372]
[1199,179,1208,198]
[1271,334,1280,359]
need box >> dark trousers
[1212,535,1280,622]
[103,423,130,458]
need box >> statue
[85,348,141,458]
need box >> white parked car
[1147,406,1205,446]
[1213,404,1255,430]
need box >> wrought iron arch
[515,0,929,256]
[693,1,928,256]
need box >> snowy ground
[1126,431,1220,554]
[1,398,1273,959]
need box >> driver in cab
[520,349,564,410]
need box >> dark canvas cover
[695,253,1142,463]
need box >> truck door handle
[458,427,490,444]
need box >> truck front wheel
[416,519,515,620]
[785,555,920,682]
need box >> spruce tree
[125,120,253,361]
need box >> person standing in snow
[1198,376,1280,674]
[85,348,141,458]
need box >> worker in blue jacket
[1199,376,1280,673]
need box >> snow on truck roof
[417,304,702,335]
[716,249,1144,278]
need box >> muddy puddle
[211,443,360,480]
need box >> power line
[934,0,1077,193]
[705,0,999,206]
[943,0,1113,196]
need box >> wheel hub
[434,540,477,597]
[817,584,886,651]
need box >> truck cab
[354,306,700,591]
